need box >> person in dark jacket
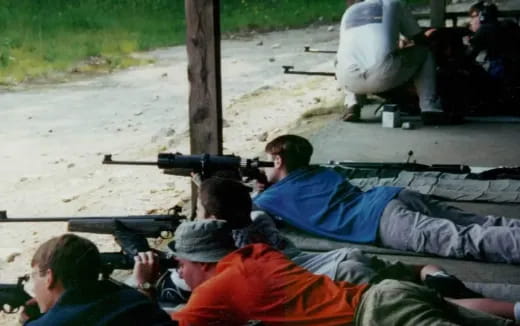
[467,1,520,112]
[23,233,175,326]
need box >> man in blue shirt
[254,134,520,264]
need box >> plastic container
[382,104,400,128]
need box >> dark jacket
[26,280,175,326]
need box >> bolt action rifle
[0,206,185,239]
[326,151,471,175]
[0,216,177,281]
[282,65,335,77]
[102,153,273,181]
[0,208,180,278]
[327,161,471,174]
[281,46,336,77]
[0,210,180,278]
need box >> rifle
[99,221,178,278]
[0,212,180,280]
[99,249,176,279]
[0,207,185,239]
[282,65,335,77]
[281,45,337,77]
[0,275,31,314]
[303,46,336,54]
[327,161,471,174]
[327,150,471,174]
[103,153,273,181]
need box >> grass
[0,0,184,84]
[0,0,429,85]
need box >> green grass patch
[0,0,184,84]
[0,0,429,85]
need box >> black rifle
[281,46,336,78]
[327,161,471,174]
[0,207,185,239]
[103,153,273,180]
[0,275,32,314]
[327,150,471,175]
[282,65,335,77]
[99,221,177,278]
[0,213,180,280]
[303,46,336,54]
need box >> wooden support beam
[185,0,223,155]
[430,0,447,28]
[185,0,223,215]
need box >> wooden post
[430,0,447,28]
[185,0,223,215]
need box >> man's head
[169,220,236,290]
[264,134,313,183]
[469,1,498,32]
[197,177,252,229]
[30,234,101,312]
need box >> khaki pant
[334,249,418,285]
[343,45,442,113]
[378,189,520,264]
[354,280,513,326]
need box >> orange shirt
[172,243,369,326]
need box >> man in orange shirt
[135,219,516,326]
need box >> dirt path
[0,25,345,324]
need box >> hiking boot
[423,274,483,299]
[342,104,361,122]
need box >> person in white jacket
[336,0,446,124]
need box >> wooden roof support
[185,0,223,214]
[430,0,447,28]
[185,0,223,155]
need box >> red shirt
[172,243,368,326]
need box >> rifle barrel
[103,154,156,166]
[105,161,157,165]
[0,215,179,223]
[282,65,335,77]
[0,217,70,222]
[285,70,335,76]
[304,46,337,54]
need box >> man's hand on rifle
[254,169,271,193]
[19,298,41,324]
[132,251,161,297]
[255,180,269,193]
[190,172,202,188]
